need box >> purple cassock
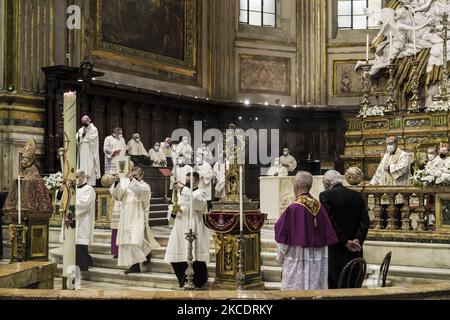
[275,194,339,248]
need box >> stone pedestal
[205,201,266,290]
[0,261,56,289]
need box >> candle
[239,166,243,232]
[413,29,416,58]
[189,166,193,230]
[17,175,21,225]
[366,34,369,63]
[389,32,393,62]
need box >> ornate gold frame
[333,59,386,97]
[29,225,48,258]
[435,193,450,233]
[91,0,199,78]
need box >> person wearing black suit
[319,170,370,289]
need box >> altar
[259,176,325,221]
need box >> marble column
[296,0,328,106]
[0,0,57,191]
[209,0,236,100]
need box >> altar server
[280,148,297,175]
[164,171,210,288]
[127,133,148,156]
[148,142,167,167]
[171,155,192,202]
[194,152,214,211]
[76,115,101,186]
[275,171,338,290]
[103,127,127,174]
[425,147,443,171]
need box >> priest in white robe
[110,167,160,274]
[274,171,338,290]
[425,147,443,171]
[160,137,173,167]
[127,133,148,156]
[280,148,297,176]
[267,157,289,176]
[170,155,192,203]
[103,127,127,174]
[148,142,167,167]
[164,171,210,288]
[194,152,214,211]
[370,136,412,186]
[57,170,96,271]
[76,115,101,186]
[175,136,193,164]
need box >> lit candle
[189,166,193,230]
[389,32,393,62]
[239,166,243,232]
[366,34,369,63]
[413,29,416,58]
[17,175,21,225]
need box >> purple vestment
[275,194,338,248]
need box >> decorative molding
[238,54,291,95]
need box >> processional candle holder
[408,59,421,113]
[235,231,246,290]
[359,63,373,115]
[385,63,397,114]
[184,228,197,290]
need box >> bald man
[370,136,411,186]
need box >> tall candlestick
[413,29,417,58]
[189,166,193,230]
[389,32,393,61]
[366,34,369,63]
[17,176,21,225]
[239,166,243,232]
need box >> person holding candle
[274,171,338,290]
[164,171,210,288]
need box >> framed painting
[116,156,130,178]
[91,0,199,78]
[333,60,387,97]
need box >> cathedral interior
[1,0,450,302]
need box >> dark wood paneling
[42,66,345,200]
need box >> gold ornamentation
[223,234,238,272]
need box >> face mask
[134,137,140,142]
[428,154,435,161]
[178,158,185,166]
[118,134,123,139]
[154,147,160,151]
[196,157,203,164]
[387,145,395,153]
[283,151,288,156]
[182,138,188,144]
[274,160,280,166]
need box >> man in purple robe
[275,171,338,291]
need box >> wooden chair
[378,252,392,287]
[338,258,367,289]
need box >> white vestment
[110,179,160,267]
[109,178,129,230]
[76,124,101,186]
[160,142,172,158]
[58,184,96,245]
[176,142,193,163]
[267,165,288,176]
[370,148,412,186]
[195,162,214,201]
[127,139,148,156]
[425,156,443,171]
[213,161,227,199]
[148,148,167,166]
[164,187,210,263]
[276,244,328,290]
[170,164,192,204]
[280,155,297,172]
[103,135,127,174]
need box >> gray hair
[76,169,86,178]
[293,171,313,189]
[323,170,342,187]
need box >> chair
[378,252,392,287]
[338,258,367,289]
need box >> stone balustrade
[349,185,450,243]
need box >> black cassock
[171,262,208,288]
[319,183,370,289]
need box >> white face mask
[118,134,123,139]
[428,154,435,161]
[182,138,188,144]
[274,160,280,166]
[283,151,288,156]
[196,157,203,164]
[387,145,395,153]
[154,146,160,151]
